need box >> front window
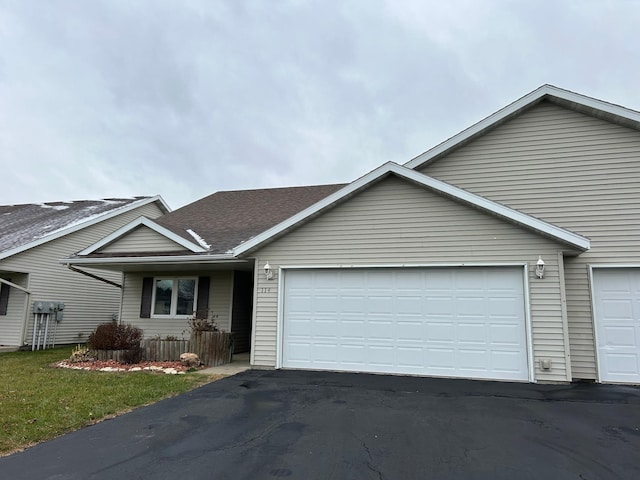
[152,278,197,317]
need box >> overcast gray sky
[1,0,639,209]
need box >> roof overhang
[233,162,590,256]
[405,84,640,170]
[61,253,250,273]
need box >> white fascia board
[78,216,207,255]
[62,253,238,266]
[146,195,172,214]
[0,196,172,261]
[233,162,590,255]
[405,84,640,170]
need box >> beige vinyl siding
[119,271,233,338]
[0,202,164,345]
[210,271,233,331]
[250,176,572,382]
[100,226,189,253]
[421,100,640,380]
[0,274,29,346]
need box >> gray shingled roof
[155,184,346,254]
[0,198,154,255]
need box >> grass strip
[0,346,220,456]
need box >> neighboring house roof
[0,196,170,261]
[405,84,640,170]
[233,162,591,256]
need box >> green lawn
[0,347,221,456]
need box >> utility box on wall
[31,301,65,350]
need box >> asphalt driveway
[2,370,640,479]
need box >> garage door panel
[425,321,454,342]
[459,349,489,368]
[458,323,488,343]
[287,342,313,362]
[489,297,522,316]
[593,268,640,383]
[313,320,337,338]
[368,345,394,366]
[396,296,422,314]
[600,299,633,320]
[426,347,456,369]
[367,297,393,314]
[492,349,526,367]
[602,326,636,347]
[341,321,365,340]
[396,320,422,340]
[396,347,423,366]
[601,353,640,378]
[286,294,313,312]
[283,268,529,381]
[490,323,523,344]
[311,298,336,315]
[425,296,455,315]
[457,297,486,315]
[455,269,484,288]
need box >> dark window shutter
[196,276,210,317]
[0,280,10,316]
[140,277,153,318]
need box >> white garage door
[282,267,529,381]
[593,268,640,383]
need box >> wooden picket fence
[141,339,191,362]
[94,334,234,366]
[95,349,129,362]
[190,331,235,367]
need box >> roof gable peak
[77,216,207,256]
[405,85,640,170]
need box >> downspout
[0,278,32,347]
[65,264,122,289]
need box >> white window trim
[151,276,198,318]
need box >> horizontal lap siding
[100,226,189,253]
[252,176,570,381]
[0,203,164,346]
[0,274,28,345]
[422,101,640,380]
[120,271,232,339]
[210,271,233,331]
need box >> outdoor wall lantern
[536,256,545,279]
[264,262,274,280]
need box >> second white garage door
[593,268,640,384]
[282,267,530,381]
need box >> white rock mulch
[55,360,190,374]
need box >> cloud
[1,0,640,208]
